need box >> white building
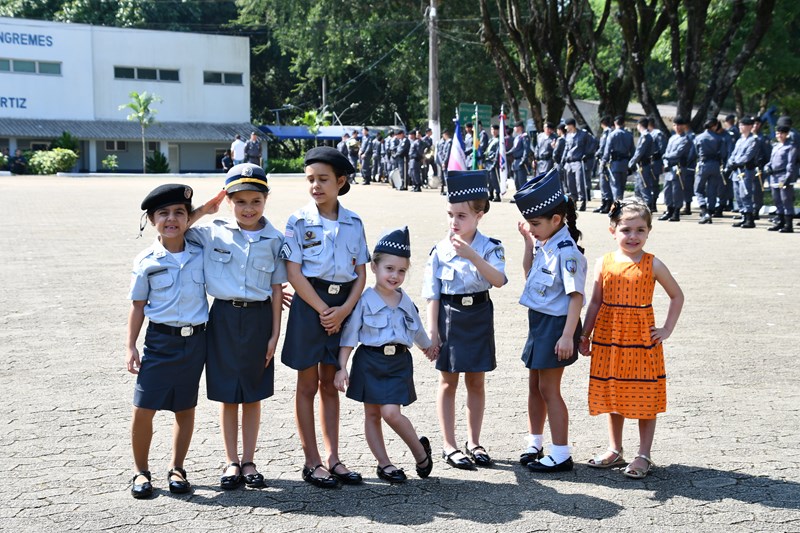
[0,17,263,172]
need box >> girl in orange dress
[579,199,683,479]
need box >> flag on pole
[498,107,508,194]
[472,103,480,170]
[447,111,468,172]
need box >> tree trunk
[141,126,147,174]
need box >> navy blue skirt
[206,299,275,403]
[346,345,416,406]
[436,297,496,373]
[521,309,581,370]
[134,325,206,412]
[281,280,352,371]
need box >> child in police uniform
[334,227,437,483]
[126,184,208,499]
[280,146,370,488]
[514,169,587,473]
[422,170,507,471]
[187,164,285,490]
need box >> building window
[12,60,36,73]
[0,58,62,76]
[105,140,127,152]
[147,141,159,152]
[38,62,61,75]
[204,71,243,86]
[114,66,180,82]
[31,142,49,151]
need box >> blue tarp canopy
[260,125,316,140]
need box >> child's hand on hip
[650,326,672,344]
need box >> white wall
[0,17,95,119]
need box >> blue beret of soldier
[446,170,489,203]
[141,183,193,212]
[224,163,269,195]
[374,226,411,258]
[304,146,355,195]
[513,168,567,219]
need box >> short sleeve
[279,215,304,264]
[128,261,150,301]
[355,220,371,266]
[185,226,210,248]
[421,247,441,300]
[484,242,508,284]
[339,298,364,348]
[560,253,587,297]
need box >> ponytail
[564,197,585,255]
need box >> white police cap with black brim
[373,226,411,258]
[446,170,489,203]
[513,168,567,219]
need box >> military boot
[779,214,794,233]
[681,202,692,215]
[669,208,681,222]
[741,212,756,228]
[767,216,785,231]
[658,207,673,221]
[698,207,712,224]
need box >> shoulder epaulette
[557,240,574,249]
[489,237,502,245]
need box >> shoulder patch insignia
[565,258,577,275]
[494,248,505,262]
[279,242,291,260]
[557,240,574,249]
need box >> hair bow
[608,200,623,219]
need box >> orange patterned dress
[588,252,666,419]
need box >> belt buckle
[384,345,397,356]
[328,284,341,295]
[461,296,474,306]
[180,326,193,337]
[231,300,244,308]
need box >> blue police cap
[304,146,355,195]
[513,169,567,218]
[374,226,411,258]
[446,170,489,203]
[141,183,193,211]
[224,163,269,195]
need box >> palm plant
[119,91,161,173]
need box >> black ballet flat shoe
[527,455,574,473]
[241,461,265,488]
[329,461,363,485]
[302,464,339,489]
[416,436,433,478]
[167,467,191,494]
[442,449,476,470]
[465,442,493,467]
[376,464,407,483]
[519,446,544,465]
[131,470,153,499]
[220,462,243,490]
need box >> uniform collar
[303,201,354,225]
[538,225,571,255]
[219,216,276,237]
[363,287,416,316]
[150,237,199,259]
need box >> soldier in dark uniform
[436,129,452,196]
[715,120,735,217]
[535,122,557,175]
[477,121,489,170]
[722,114,740,211]
[560,118,591,211]
[764,124,796,233]
[602,115,635,202]
[464,122,475,169]
[726,116,758,228]
[484,124,502,202]
[629,118,654,208]
[681,129,697,215]
[510,121,530,190]
[752,117,772,219]
[693,118,727,224]
[594,116,614,213]
[408,130,424,192]
[384,130,396,178]
[371,131,383,183]
[661,116,692,222]
[359,127,373,185]
[582,127,599,207]
[393,129,410,190]
[420,128,435,186]
[244,132,262,165]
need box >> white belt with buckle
[180,326,194,337]
[383,345,397,355]
[461,296,474,306]
[327,283,341,295]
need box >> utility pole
[428,0,440,143]
[322,76,327,111]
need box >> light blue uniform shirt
[340,287,432,349]
[519,225,587,317]
[186,217,287,301]
[128,238,208,327]
[422,231,507,299]
[280,201,370,283]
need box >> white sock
[547,444,572,464]
[525,434,544,451]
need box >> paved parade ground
[1,174,799,532]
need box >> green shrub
[51,131,79,154]
[28,148,79,175]
[265,156,304,173]
[146,151,170,173]
[0,152,7,170]
[101,154,119,172]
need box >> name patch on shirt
[541,267,553,275]
[302,241,322,249]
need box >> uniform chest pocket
[148,270,174,301]
[209,248,232,277]
[301,231,324,257]
[363,314,389,337]
[253,259,276,289]
[529,269,556,299]
[191,269,205,285]
[437,265,455,281]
